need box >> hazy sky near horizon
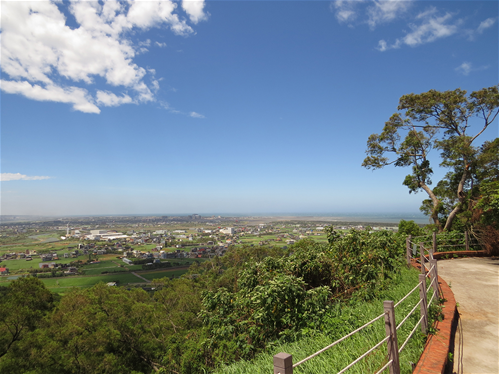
[1,0,498,217]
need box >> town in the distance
[0,214,398,291]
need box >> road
[437,257,499,374]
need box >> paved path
[437,257,499,374]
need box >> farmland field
[0,255,78,270]
[135,268,189,281]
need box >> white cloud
[465,17,497,40]
[0,79,100,113]
[330,1,359,24]
[403,10,460,47]
[189,111,205,118]
[160,101,181,114]
[182,0,209,24]
[155,41,167,48]
[367,0,412,29]
[331,0,411,27]
[477,17,496,34]
[377,7,461,51]
[0,1,205,113]
[455,62,472,76]
[1,173,52,181]
[96,91,133,107]
[375,38,401,51]
[455,61,489,76]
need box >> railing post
[273,353,293,374]
[465,231,469,251]
[430,259,439,299]
[383,301,400,374]
[419,243,426,276]
[432,231,437,259]
[406,235,412,268]
[418,274,428,334]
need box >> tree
[362,86,499,232]
[397,220,423,237]
[0,284,167,374]
[0,277,55,359]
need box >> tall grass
[215,266,429,374]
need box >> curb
[432,250,486,260]
[412,274,457,374]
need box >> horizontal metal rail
[292,312,385,368]
[394,281,422,308]
[336,336,390,374]
[374,359,393,374]
[428,290,436,306]
[396,298,423,331]
[427,277,435,293]
[398,314,425,353]
[425,265,435,278]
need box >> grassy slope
[215,266,428,374]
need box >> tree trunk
[420,182,443,232]
[443,168,469,231]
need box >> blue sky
[1,0,498,217]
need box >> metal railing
[411,231,481,253]
[273,247,441,374]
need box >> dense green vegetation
[215,266,429,374]
[0,227,438,373]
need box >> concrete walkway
[437,257,499,374]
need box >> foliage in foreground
[214,266,430,374]
[0,228,417,374]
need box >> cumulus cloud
[96,91,133,107]
[0,80,100,113]
[0,0,206,113]
[1,173,52,181]
[182,0,209,24]
[189,111,205,118]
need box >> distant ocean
[241,213,430,224]
[148,212,430,225]
[37,212,430,225]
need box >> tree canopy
[0,230,407,373]
[362,86,499,232]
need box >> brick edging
[432,250,486,260]
[412,273,456,374]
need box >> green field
[43,272,144,288]
[138,268,189,281]
[0,255,79,270]
[83,267,129,275]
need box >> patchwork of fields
[1,222,390,293]
[0,246,198,293]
